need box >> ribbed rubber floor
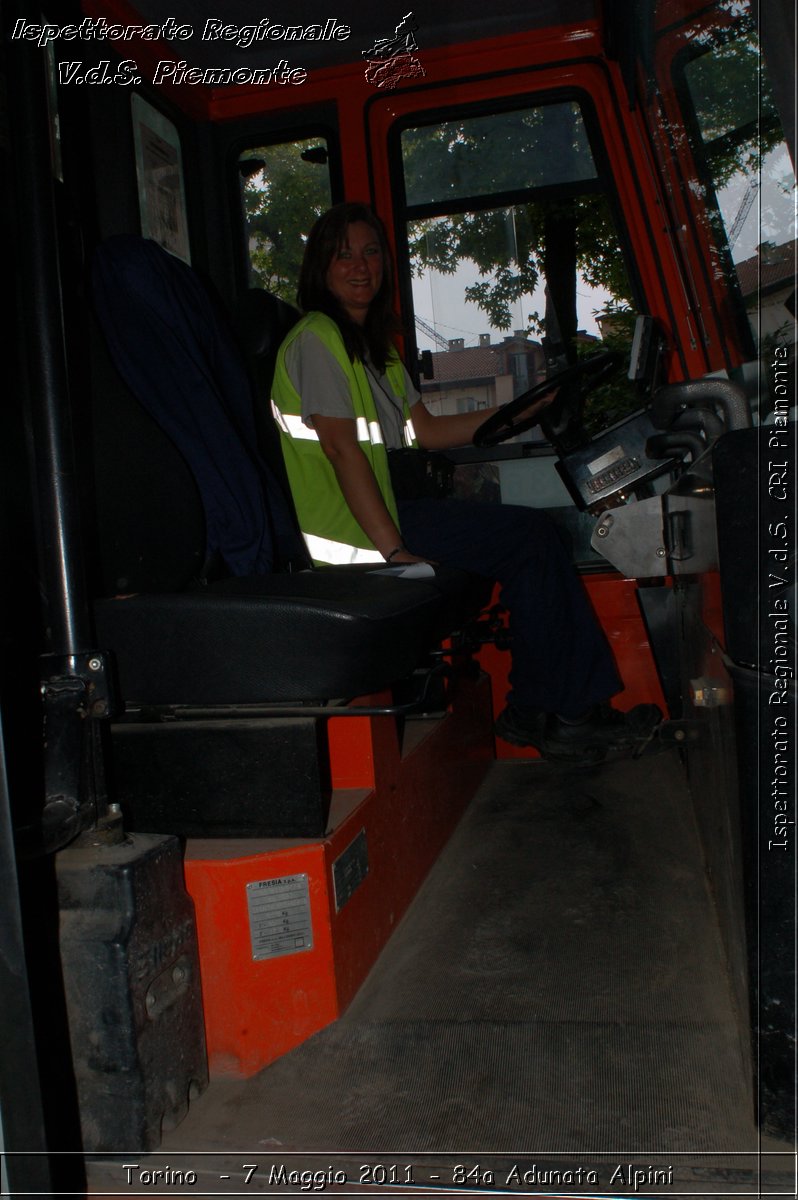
[160,752,762,1171]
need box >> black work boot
[542,703,662,764]
[494,705,546,747]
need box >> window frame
[227,118,343,300]
[668,28,791,361]
[387,86,645,400]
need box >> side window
[678,23,796,389]
[238,137,332,303]
[399,101,640,442]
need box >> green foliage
[402,103,634,331]
[577,307,643,436]
[241,141,331,302]
[402,12,781,340]
[686,20,783,188]
[409,196,633,333]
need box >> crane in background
[414,315,450,350]
[727,175,760,249]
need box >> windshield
[400,100,640,442]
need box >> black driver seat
[90,236,480,710]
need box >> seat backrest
[91,237,307,590]
[233,287,303,525]
[235,287,300,395]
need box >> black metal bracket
[665,509,694,563]
[38,651,118,853]
[460,604,512,654]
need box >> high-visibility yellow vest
[271,311,417,565]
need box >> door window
[238,137,332,303]
[679,17,796,380]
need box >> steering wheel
[472,350,624,448]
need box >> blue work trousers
[397,498,622,717]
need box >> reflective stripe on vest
[303,532,384,565]
[271,400,385,447]
[271,403,316,440]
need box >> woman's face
[325,221,384,325]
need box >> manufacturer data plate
[246,874,313,961]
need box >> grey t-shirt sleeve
[284,328,420,448]
[284,330,355,424]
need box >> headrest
[235,288,300,360]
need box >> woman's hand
[409,389,555,450]
[513,388,557,426]
[385,547,436,566]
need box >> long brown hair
[297,202,400,371]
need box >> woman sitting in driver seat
[271,201,660,764]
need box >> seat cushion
[94,568,483,707]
